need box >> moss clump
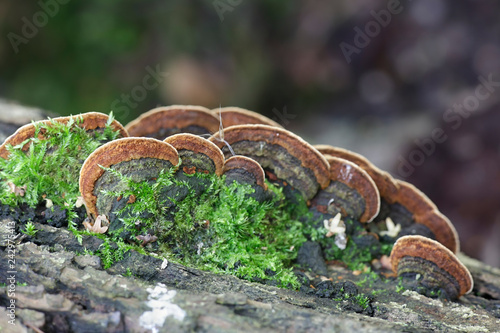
[356,270,382,288]
[102,166,308,288]
[20,221,38,237]
[0,113,121,229]
[98,238,132,269]
[98,163,396,286]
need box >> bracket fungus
[382,180,460,253]
[313,145,459,253]
[124,105,220,139]
[212,106,283,128]
[0,112,128,159]
[210,124,330,201]
[163,134,227,206]
[223,155,269,202]
[314,145,399,202]
[390,235,473,300]
[310,156,380,223]
[223,155,267,190]
[164,133,225,176]
[79,137,179,219]
[393,181,437,216]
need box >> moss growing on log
[0,113,121,230]
[100,165,309,288]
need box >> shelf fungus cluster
[314,144,472,299]
[1,106,474,300]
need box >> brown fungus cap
[79,137,179,217]
[413,209,459,254]
[209,124,330,200]
[393,180,459,253]
[0,112,128,159]
[212,107,282,128]
[223,155,267,190]
[124,105,219,139]
[322,155,380,223]
[394,180,437,216]
[164,133,225,176]
[314,144,399,203]
[390,235,473,298]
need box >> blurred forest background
[0,0,499,266]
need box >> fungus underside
[0,114,120,230]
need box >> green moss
[380,243,393,256]
[101,166,308,288]
[353,293,371,310]
[429,289,442,298]
[20,221,38,237]
[95,163,396,287]
[319,237,372,271]
[98,238,132,269]
[396,278,405,293]
[370,289,385,296]
[331,286,371,310]
[356,270,381,288]
[124,268,133,277]
[0,113,120,229]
